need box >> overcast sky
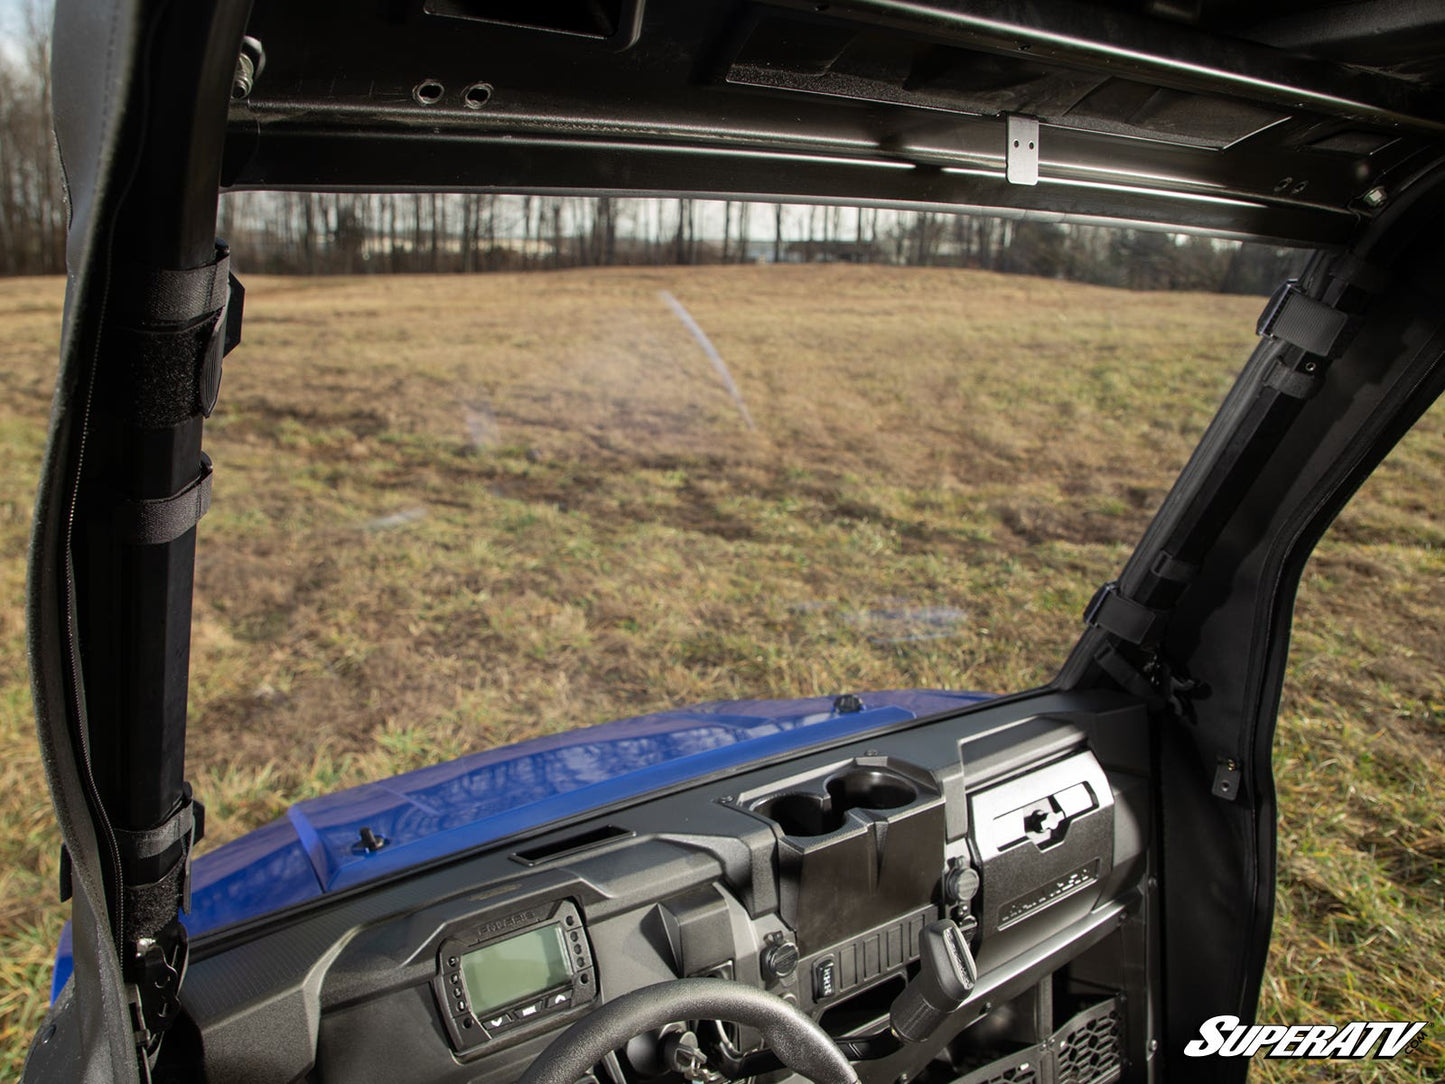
[0,3,18,55]
[0,0,36,35]
[0,0,43,61]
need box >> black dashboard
[179,690,1154,1084]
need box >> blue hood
[52,689,989,1000]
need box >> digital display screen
[461,925,572,1015]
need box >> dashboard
[179,690,1154,1084]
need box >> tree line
[209,192,1299,293]
[2,6,1300,293]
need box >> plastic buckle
[1256,279,1299,340]
[1083,581,1168,647]
[1256,280,1353,358]
[1082,581,1118,630]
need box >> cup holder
[827,768,916,811]
[750,766,919,838]
[753,792,846,837]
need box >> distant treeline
[3,7,1302,293]
[213,193,1305,294]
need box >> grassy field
[0,265,1440,1079]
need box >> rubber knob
[761,941,800,982]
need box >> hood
[51,689,989,1000]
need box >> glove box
[967,749,1114,969]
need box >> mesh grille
[1053,998,1123,1084]
[956,1046,1042,1084]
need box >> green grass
[0,266,1441,1078]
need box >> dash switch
[812,955,837,1001]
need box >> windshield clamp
[111,784,206,1065]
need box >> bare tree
[0,0,65,274]
[674,199,690,264]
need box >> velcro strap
[111,250,232,328]
[1084,581,1169,647]
[1091,642,1159,703]
[1264,359,1324,399]
[1148,550,1198,585]
[112,454,212,545]
[1328,252,1389,295]
[1257,282,1354,358]
[113,798,199,864]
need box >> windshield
[188,196,1282,779]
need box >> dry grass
[0,266,1440,1078]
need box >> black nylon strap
[1257,282,1354,358]
[111,251,231,328]
[113,801,195,864]
[1328,252,1389,295]
[1264,360,1324,399]
[96,250,241,425]
[110,454,212,545]
[1148,550,1198,585]
[1091,642,1159,703]
[1084,581,1169,646]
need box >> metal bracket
[1211,758,1241,801]
[1006,115,1040,186]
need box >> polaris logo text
[1185,1015,1427,1059]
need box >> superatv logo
[1185,1015,1427,1059]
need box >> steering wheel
[516,978,860,1084]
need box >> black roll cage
[29,1,1445,1081]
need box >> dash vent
[512,824,633,865]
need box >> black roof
[224,0,1445,245]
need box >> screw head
[232,53,255,99]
